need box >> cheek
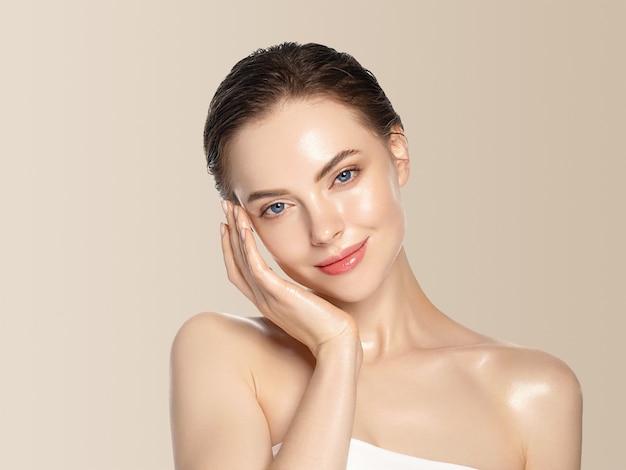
[254,220,308,265]
[345,172,405,228]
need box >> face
[227,97,410,303]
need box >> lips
[315,238,368,275]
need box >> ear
[388,126,410,187]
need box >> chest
[259,353,522,470]
[352,362,518,469]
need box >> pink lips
[315,238,368,275]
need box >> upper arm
[511,353,583,469]
[170,313,273,470]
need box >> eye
[335,169,353,183]
[333,167,361,186]
[263,202,286,216]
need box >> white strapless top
[272,438,479,469]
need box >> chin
[315,286,378,306]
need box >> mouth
[315,238,369,275]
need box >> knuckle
[248,258,267,278]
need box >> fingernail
[220,222,225,236]
[221,200,228,215]
[233,205,239,218]
[241,227,247,242]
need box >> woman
[170,43,582,469]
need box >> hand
[220,201,359,357]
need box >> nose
[308,197,344,246]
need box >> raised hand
[220,200,359,357]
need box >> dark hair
[203,42,403,202]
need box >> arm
[170,202,362,469]
[271,335,361,469]
[170,314,274,470]
[170,315,361,470]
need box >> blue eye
[267,202,285,214]
[336,169,353,183]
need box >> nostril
[307,199,345,246]
[311,226,344,246]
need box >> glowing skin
[171,96,582,470]
[228,98,409,304]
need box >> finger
[234,207,255,264]
[224,201,248,274]
[238,226,272,285]
[220,221,256,302]
[233,209,284,303]
[234,208,273,284]
[227,203,279,310]
[237,225,287,310]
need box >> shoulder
[171,311,311,377]
[481,343,581,404]
[170,312,262,394]
[170,312,271,397]
[464,341,581,409]
[470,342,582,465]
[449,338,581,414]
[170,312,313,458]
[170,312,283,468]
[172,311,265,354]
[506,345,582,423]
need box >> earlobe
[388,129,410,187]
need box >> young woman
[170,42,582,470]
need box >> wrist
[314,327,363,370]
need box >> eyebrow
[245,148,361,205]
[315,148,360,182]
[246,190,289,204]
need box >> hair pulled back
[204,42,403,202]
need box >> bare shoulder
[172,311,264,356]
[445,332,582,419]
[441,324,579,394]
[170,312,298,469]
[173,310,268,342]
[171,311,309,366]
[459,338,582,409]
[468,341,582,467]
[477,341,582,404]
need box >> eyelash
[259,166,362,219]
[333,166,360,186]
[261,202,287,218]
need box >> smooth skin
[170,98,582,469]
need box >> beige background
[0,1,624,468]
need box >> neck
[322,248,444,361]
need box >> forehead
[227,98,381,199]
